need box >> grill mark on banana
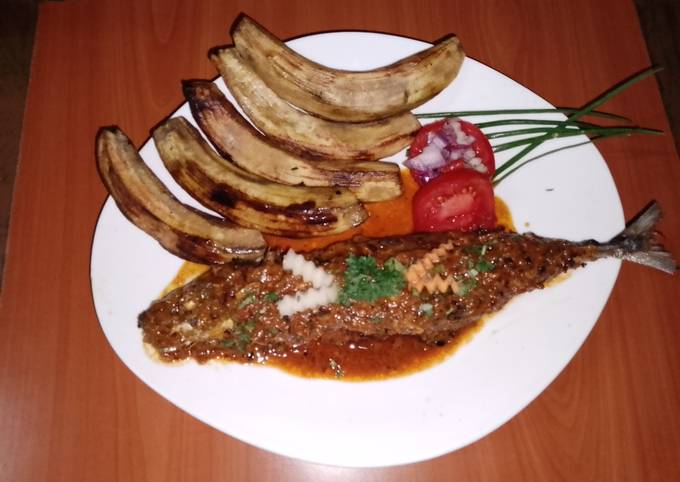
[95,127,266,264]
[183,80,403,202]
[232,15,465,122]
[210,47,420,161]
[152,117,368,237]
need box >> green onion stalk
[415,67,663,185]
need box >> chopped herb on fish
[265,292,279,302]
[475,259,495,273]
[339,255,406,305]
[329,358,344,378]
[419,303,434,317]
[457,278,478,296]
[455,243,496,295]
[222,319,257,352]
[238,291,257,309]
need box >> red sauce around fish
[163,169,514,379]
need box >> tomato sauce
[163,169,514,379]
[268,321,485,381]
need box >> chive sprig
[415,67,663,184]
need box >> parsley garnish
[338,255,406,305]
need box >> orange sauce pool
[270,320,486,381]
[264,168,420,251]
[161,262,210,297]
[164,169,514,379]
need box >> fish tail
[603,202,677,274]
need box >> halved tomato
[406,119,495,186]
[412,169,496,232]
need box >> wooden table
[2,1,679,480]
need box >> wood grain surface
[1,1,679,480]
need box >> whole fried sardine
[138,203,676,363]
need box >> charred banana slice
[210,47,420,161]
[153,117,367,237]
[183,80,402,202]
[95,127,266,264]
[232,15,464,122]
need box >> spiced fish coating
[138,203,676,363]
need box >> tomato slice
[412,170,496,232]
[406,119,495,186]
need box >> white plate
[91,32,624,467]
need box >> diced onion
[278,250,338,316]
[407,119,482,183]
[430,132,449,150]
[442,120,474,146]
[276,284,339,317]
[405,143,447,171]
[282,250,334,288]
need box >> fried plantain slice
[210,47,420,161]
[183,80,402,202]
[96,126,266,264]
[152,117,368,237]
[232,15,464,122]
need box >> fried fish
[138,203,676,363]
